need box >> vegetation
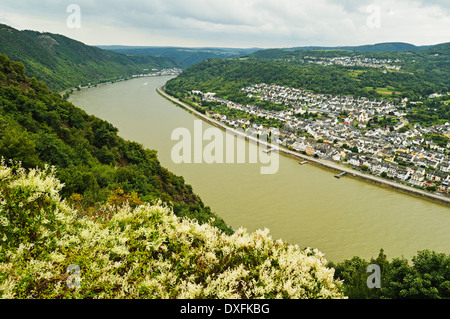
[0,162,344,298]
[406,96,450,126]
[98,46,259,68]
[274,42,428,53]
[329,249,450,299]
[1,161,449,299]
[0,24,183,92]
[249,43,450,96]
[1,30,449,298]
[0,53,230,234]
[166,43,449,125]
[203,104,285,129]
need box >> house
[426,170,447,182]
[384,163,397,177]
[409,171,425,186]
[396,168,410,181]
[292,141,307,152]
[439,179,450,192]
[332,152,342,162]
[440,161,450,173]
[348,156,360,167]
[305,145,315,156]
[417,167,426,176]
[203,92,216,100]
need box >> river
[69,76,450,262]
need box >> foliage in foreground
[0,162,345,299]
[330,248,450,299]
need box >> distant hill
[0,24,183,92]
[420,42,450,55]
[290,42,431,52]
[166,39,449,107]
[250,41,447,60]
[97,46,260,67]
[95,42,444,70]
[249,41,449,93]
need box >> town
[132,68,183,78]
[186,83,450,196]
[287,55,403,70]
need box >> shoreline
[157,85,450,207]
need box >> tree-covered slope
[0,53,230,233]
[166,42,449,103]
[248,43,450,96]
[0,24,183,92]
[290,42,429,52]
[97,46,259,67]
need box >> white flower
[49,252,65,263]
[0,216,9,227]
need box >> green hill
[166,41,449,104]
[0,24,183,92]
[0,52,230,233]
[290,42,429,52]
[97,46,260,67]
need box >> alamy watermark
[66,264,81,289]
[66,4,81,29]
[366,4,381,29]
[366,264,381,289]
[171,120,280,175]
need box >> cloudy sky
[0,0,449,48]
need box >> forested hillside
[283,42,429,52]
[0,53,230,233]
[249,43,450,96]
[0,24,183,92]
[97,46,259,67]
[167,42,449,104]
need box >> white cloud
[0,0,448,47]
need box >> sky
[0,0,449,48]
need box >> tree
[331,250,387,299]
[382,250,450,299]
[331,256,371,298]
[0,127,41,168]
[398,126,409,133]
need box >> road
[157,85,450,206]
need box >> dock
[334,172,346,179]
[299,161,308,165]
[263,147,278,154]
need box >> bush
[332,248,450,299]
[0,160,65,251]
[0,162,345,299]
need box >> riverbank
[157,85,450,207]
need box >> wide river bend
[69,76,450,262]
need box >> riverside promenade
[157,85,450,206]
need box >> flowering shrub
[0,161,345,299]
[67,187,144,223]
[106,186,144,209]
[0,160,67,251]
